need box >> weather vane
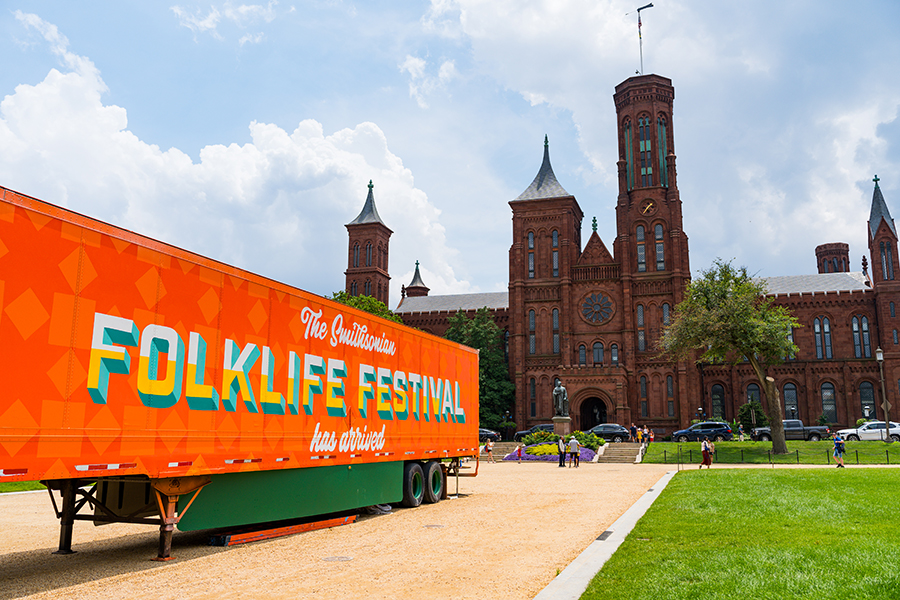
[626,3,654,75]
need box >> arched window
[821,382,837,422]
[711,384,725,420]
[528,232,535,279]
[637,304,646,351]
[552,309,560,354]
[833,258,839,273]
[611,344,619,366]
[640,376,648,417]
[655,224,665,271]
[747,383,760,404]
[895,329,899,345]
[636,226,646,272]
[578,345,586,366]
[624,119,634,191]
[853,316,871,358]
[783,383,798,419]
[350,281,358,296]
[529,310,536,355]
[667,375,675,417]
[366,242,372,267]
[657,116,668,187]
[593,342,604,365]
[891,302,896,318]
[552,230,559,278]
[814,317,833,359]
[860,382,876,420]
[353,243,359,268]
[822,259,829,273]
[364,280,371,296]
[881,241,895,280]
[662,303,670,326]
[530,378,536,417]
[638,116,653,187]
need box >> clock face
[640,199,656,215]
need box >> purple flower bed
[502,444,596,462]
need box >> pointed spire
[405,260,429,297]
[592,217,597,232]
[347,180,386,225]
[869,176,897,238]
[513,136,571,201]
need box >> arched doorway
[580,397,608,430]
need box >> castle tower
[612,74,695,423]
[404,261,430,298]
[816,243,850,273]
[345,181,392,306]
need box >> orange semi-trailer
[0,186,479,559]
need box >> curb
[533,469,677,600]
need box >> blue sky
[2,1,900,307]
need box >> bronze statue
[553,380,569,417]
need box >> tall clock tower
[612,74,695,424]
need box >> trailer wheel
[422,461,443,504]
[401,462,425,508]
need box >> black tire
[613,435,623,443]
[422,461,443,504]
[714,435,725,442]
[677,435,689,443]
[808,433,821,442]
[891,435,900,443]
[401,462,425,508]
[760,434,771,442]
[847,435,860,442]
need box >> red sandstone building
[346,74,900,435]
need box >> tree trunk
[748,358,788,454]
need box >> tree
[444,307,515,430]
[328,290,403,324]
[660,259,800,454]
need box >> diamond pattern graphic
[197,288,220,325]
[5,288,49,340]
[135,267,165,309]
[87,407,121,455]
[0,236,7,259]
[58,248,98,293]
[159,411,186,453]
[0,399,39,457]
[248,300,268,333]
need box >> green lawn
[643,440,900,465]
[582,469,900,600]
[0,481,46,493]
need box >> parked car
[751,419,830,441]
[835,421,900,442]
[672,422,733,443]
[479,428,501,442]
[588,423,630,442]
[513,423,554,442]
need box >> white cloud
[1,18,471,306]
[400,55,458,109]
[170,6,223,39]
[171,1,279,42]
[238,33,266,46]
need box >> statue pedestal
[552,416,572,438]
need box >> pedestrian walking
[636,428,642,444]
[649,429,655,443]
[833,433,846,468]
[557,435,566,468]
[568,435,580,468]
[642,425,649,443]
[738,424,745,442]
[516,444,523,463]
[700,437,712,469]
[485,439,496,463]
[630,423,637,442]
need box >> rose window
[582,293,613,323]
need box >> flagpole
[635,3,653,75]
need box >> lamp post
[789,406,797,420]
[876,347,892,443]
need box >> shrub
[525,443,558,456]
[738,401,768,432]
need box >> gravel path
[0,462,671,600]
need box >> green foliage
[522,430,602,451]
[584,469,900,599]
[642,440,900,464]
[816,413,829,426]
[443,307,515,429]
[737,402,768,432]
[660,259,801,367]
[0,481,46,493]
[328,290,403,324]
[856,418,872,427]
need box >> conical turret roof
[513,136,571,201]
[868,176,897,238]
[348,180,386,226]
[408,260,427,288]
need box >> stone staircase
[595,442,643,463]
[486,442,519,458]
